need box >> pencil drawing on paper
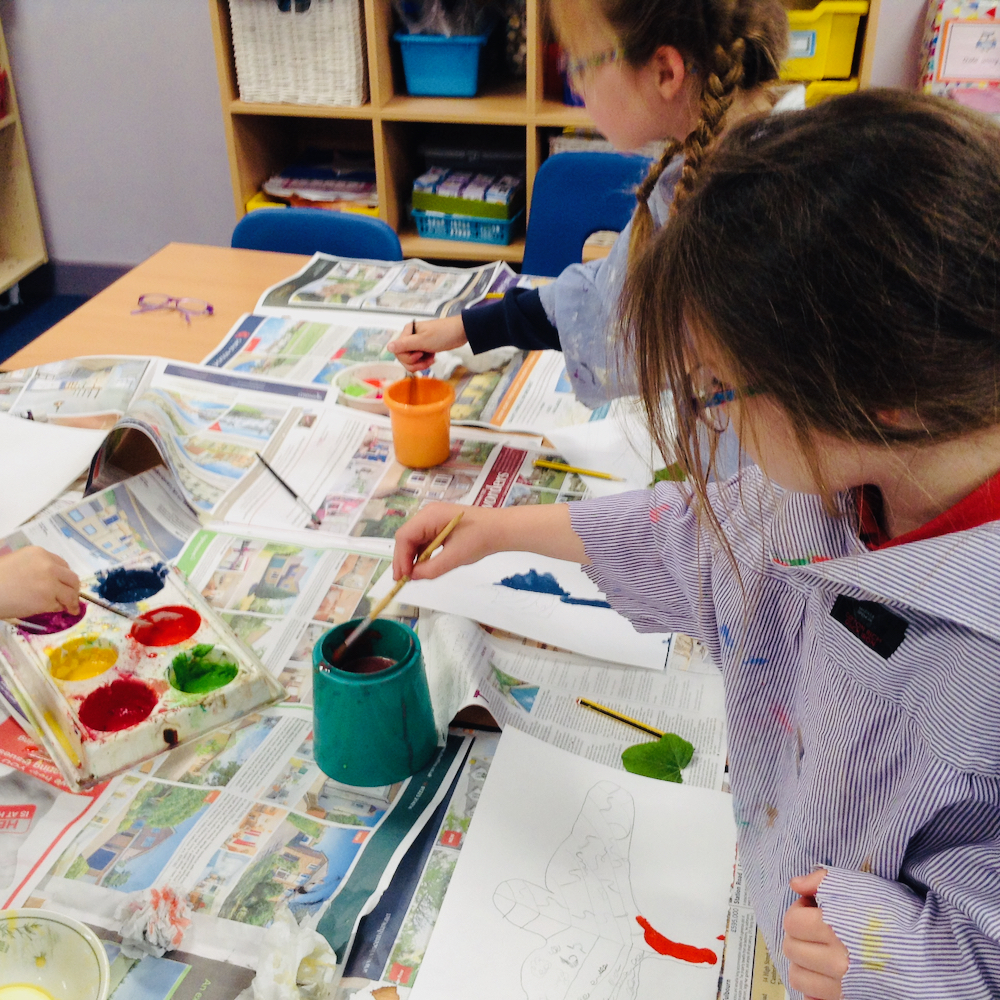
[493,781,719,1000]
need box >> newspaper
[337,729,500,999]
[11,701,471,970]
[200,310,532,429]
[174,526,413,709]
[418,613,727,791]
[255,254,502,318]
[0,706,106,908]
[200,252,612,436]
[0,467,201,576]
[0,356,151,428]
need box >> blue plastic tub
[412,208,524,245]
[394,31,491,97]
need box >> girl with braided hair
[395,91,1000,998]
[388,0,795,408]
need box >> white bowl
[0,909,111,1000]
[334,362,406,415]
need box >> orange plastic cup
[384,377,455,468]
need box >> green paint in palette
[169,643,238,694]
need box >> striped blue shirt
[570,470,1000,999]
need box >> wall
[0,0,235,272]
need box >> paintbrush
[255,452,322,527]
[80,592,138,623]
[406,318,418,403]
[329,511,464,666]
[5,617,45,632]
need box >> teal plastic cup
[312,618,438,787]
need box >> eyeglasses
[690,369,759,433]
[557,47,623,82]
[132,294,214,325]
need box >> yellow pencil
[533,459,624,482]
[485,292,505,299]
[577,697,664,739]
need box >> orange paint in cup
[384,377,455,468]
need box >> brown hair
[550,0,788,263]
[621,90,1000,530]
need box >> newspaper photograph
[256,254,502,318]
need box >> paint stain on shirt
[860,914,890,972]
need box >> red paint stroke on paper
[636,916,718,965]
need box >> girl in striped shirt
[395,91,1000,998]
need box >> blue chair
[232,207,403,260]
[521,152,653,277]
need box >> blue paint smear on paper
[497,569,611,609]
[561,596,612,608]
[498,570,569,597]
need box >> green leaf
[649,463,687,486]
[621,733,695,783]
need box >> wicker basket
[229,0,368,106]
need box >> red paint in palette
[636,916,718,965]
[130,606,201,647]
[79,678,157,733]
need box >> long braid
[627,35,749,265]
[673,38,746,210]
[628,139,683,264]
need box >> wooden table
[4,243,312,370]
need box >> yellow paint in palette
[47,636,117,682]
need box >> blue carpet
[0,294,88,365]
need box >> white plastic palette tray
[0,558,285,791]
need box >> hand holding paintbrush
[329,511,464,666]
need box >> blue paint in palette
[497,569,611,609]
[95,563,169,604]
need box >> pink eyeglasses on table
[132,294,214,325]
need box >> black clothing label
[831,595,908,659]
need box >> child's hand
[783,870,849,1000]
[0,547,80,619]
[393,504,505,582]
[387,316,468,372]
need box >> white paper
[412,727,737,1000]
[547,397,663,496]
[0,414,106,535]
[371,551,672,669]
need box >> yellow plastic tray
[781,1,870,81]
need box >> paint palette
[0,559,285,791]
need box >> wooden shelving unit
[0,14,47,294]
[210,0,881,264]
